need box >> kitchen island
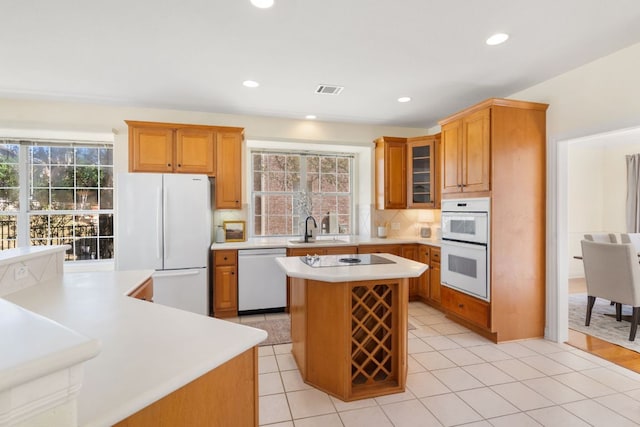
[1,246,266,426]
[276,253,427,401]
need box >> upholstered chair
[584,233,617,243]
[621,233,640,252]
[580,240,640,341]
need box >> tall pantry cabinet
[439,98,548,342]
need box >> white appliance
[116,173,212,315]
[440,198,490,301]
[238,248,287,313]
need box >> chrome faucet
[304,216,317,243]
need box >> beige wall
[0,98,429,175]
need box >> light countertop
[211,235,441,250]
[3,270,267,426]
[276,253,428,282]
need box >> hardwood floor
[567,329,640,373]
[566,277,640,374]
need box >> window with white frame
[0,139,114,261]
[251,150,353,236]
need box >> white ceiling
[2,0,640,128]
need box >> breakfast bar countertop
[276,252,428,282]
[3,269,267,427]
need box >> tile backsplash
[371,208,441,238]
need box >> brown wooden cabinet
[428,247,441,305]
[400,244,420,298]
[215,131,243,209]
[438,98,548,342]
[407,134,440,209]
[212,250,238,318]
[175,127,216,174]
[128,277,154,302]
[441,108,490,195]
[127,121,217,175]
[114,347,258,427]
[374,137,407,209]
[358,244,402,256]
[417,245,430,301]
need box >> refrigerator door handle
[156,187,162,261]
[163,184,169,261]
[154,269,201,278]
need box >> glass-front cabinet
[407,134,440,209]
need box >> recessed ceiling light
[486,33,509,46]
[242,80,260,88]
[250,0,274,8]
[397,97,411,103]
[305,115,317,120]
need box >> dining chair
[584,233,617,243]
[621,233,640,252]
[581,240,640,341]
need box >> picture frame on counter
[223,220,246,242]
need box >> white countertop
[0,298,100,392]
[3,270,267,426]
[276,253,428,282]
[211,235,441,250]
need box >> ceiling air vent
[315,84,344,95]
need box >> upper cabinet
[440,108,490,195]
[374,134,440,210]
[374,137,406,209]
[175,128,216,175]
[126,121,244,210]
[215,131,243,209]
[407,134,440,209]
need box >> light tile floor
[249,302,640,426]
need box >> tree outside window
[252,151,353,236]
[0,141,114,261]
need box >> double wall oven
[440,198,490,301]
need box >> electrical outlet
[15,265,29,280]
[391,222,400,230]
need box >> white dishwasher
[238,248,287,313]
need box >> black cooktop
[299,253,395,268]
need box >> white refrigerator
[116,173,212,315]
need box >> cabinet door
[441,120,462,194]
[129,126,174,173]
[429,248,441,304]
[461,108,491,192]
[401,244,419,297]
[385,141,407,208]
[417,246,430,299]
[324,246,358,255]
[214,265,237,317]
[215,131,243,209]
[407,138,436,208]
[175,128,215,175]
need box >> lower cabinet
[441,286,490,329]
[417,246,430,301]
[212,250,238,318]
[400,244,420,299]
[358,244,402,255]
[128,277,154,302]
[428,247,441,306]
[114,347,258,427]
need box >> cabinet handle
[231,272,235,275]
[458,304,464,308]
[178,164,182,167]
[223,256,228,260]
[167,163,171,167]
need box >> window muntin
[251,151,353,237]
[0,140,114,262]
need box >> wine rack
[351,283,396,390]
